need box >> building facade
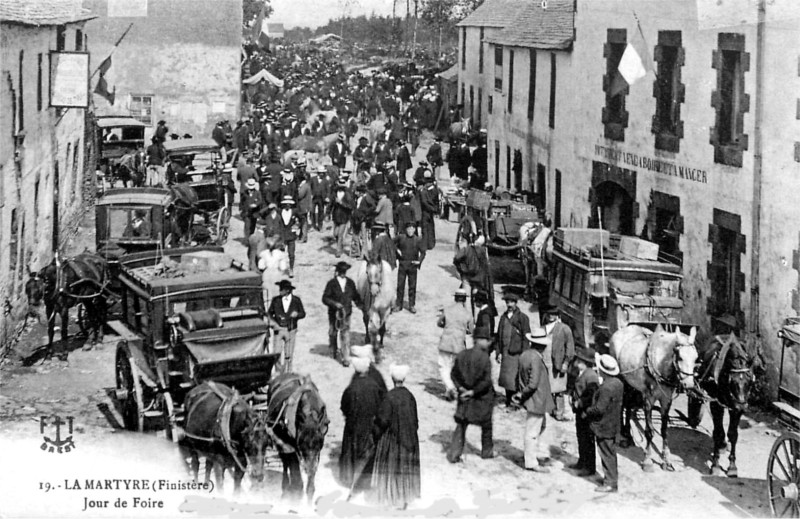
[464,0,800,393]
[83,0,242,139]
[1,0,97,354]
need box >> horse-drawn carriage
[769,319,800,517]
[163,139,235,245]
[95,116,147,191]
[550,228,691,353]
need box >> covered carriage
[95,116,147,190]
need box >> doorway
[592,181,635,235]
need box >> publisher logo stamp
[40,415,76,454]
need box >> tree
[338,0,361,39]
[243,0,273,26]
[451,0,483,21]
[421,0,456,58]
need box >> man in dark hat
[496,290,531,408]
[418,170,439,250]
[310,165,332,232]
[584,354,624,493]
[329,133,348,169]
[373,187,394,238]
[145,136,166,187]
[396,138,412,183]
[369,223,397,268]
[569,347,600,477]
[322,261,363,365]
[394,185,418,234]
[513,328,555,473]
[473,290,496,340]
[267,279,306,373]
[155,120,169,144]
[426,137,443,177]
[278,195,300,277]
[353,136,374,173]
[543,304,575,421]
[394,221,425,313]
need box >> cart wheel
[162,392,182,443]
[216,207,230,245]
[768,431,800,517]
[115,345,144,432]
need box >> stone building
[82,0,242,139]
[0,0,97,354]
[465,0,800,393]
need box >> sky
[268,0,397,29]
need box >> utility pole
[749,0,766,339]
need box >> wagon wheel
[161,392,181,443]
[216,207,230,245]
[115,345,144,432]
[768,431,800,517]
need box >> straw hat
[596,354,620,376]
[525,327,550,347]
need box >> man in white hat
[436,288,474,401]
[583,354,623,493]
[513,328,555,473]
[240,177,264,239]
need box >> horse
[180,381,272,493]
[263,373,329,503]
[609,324,699,472]
[299,97,338,127]
[687,333,755,477]
[25,253,109,359]
[355,260,396,361]
[290,134,338,154]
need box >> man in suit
[394,222,426,313]
[426,137,443,177]
[544,305,576,421]
[437,288,474,401]
[267,280,306,374]
[331,181,354,258]
[447,334,495,463]
[395,139,413,183]
[513,328,555,473]
[321,261,363,366]
[278,196,301,278]
[369,223,397,268]
[569,347,600,477]
[418,172,439,250]
[353,136,374,173]
[329,133,348,170]
[310,165,331,232]
[296,172,312,243]
[473,290,496,340]
[278,167,299,203]
[496,291,531,407]
[584,354,624,493]
[240,178,264,239]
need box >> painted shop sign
[594,144,708,184]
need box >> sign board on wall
[50,52,89,108]
[108,0,148,17]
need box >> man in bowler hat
[569,347,600,477]
[322,261,362,366]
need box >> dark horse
[263,373,329,503]
[180,381,272,492]
[687,333,755,477]
[610,324,699,471]
[25,253,109,360]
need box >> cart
[95,116,147,191]
[163,139,235,245]
[110,246,277,440]
[769,319,800,517]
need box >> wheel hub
[781,482,799,501]
[114,388,129,401]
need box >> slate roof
[457,0,529,28]
[0,0,95,25]
[485,0,575,50]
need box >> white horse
[355,260,396,362]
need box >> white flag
[618,43,647,86]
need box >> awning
[437,65,459,82]
[243,69,285,88]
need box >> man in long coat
[513,328,555,472]
[395,140,413,183]
[585,355,624,493]
[340,356,384,493]
[496,291,531,408]
[437,288,474,401]
[418,173,439,250]
[322,261,362,365]
[544,306,576,421]
[447,334,495,462]
[569,347,600,477]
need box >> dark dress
[371,386,421,507]
[340,374,385,490]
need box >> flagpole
[91,23,133,78]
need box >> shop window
[652,31,685,152]
[549,53,557,129]
[528,51,537,121]
[130,94,154,125]
[711,33,750,167]
[707,208,746,322]
[602,29,629,141]
[494,46,503,91]
[507,50,514,113]
[479,27,485,73]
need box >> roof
[310,33,342,44]
[96,117,147,129]
[486,0,575,50]
[96,187,172,207]
[437,64,459,82]
[0,0,96,26]
[457,0,528,28]
[163,138,221,154]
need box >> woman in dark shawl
[371,364,421,509]
[340,356,384,493]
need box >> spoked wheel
[768,432,800,517]
[115,344,144,432]
[161,392,181,443]
[216,207,230,245]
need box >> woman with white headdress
[370,364,420,509]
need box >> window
[469,86,474,122]
[109,207,153,240]
[602,29,629,141]
[562,266,574,301]
[570,271,584,304]
[479,28,485,74]
[461,28,467,70]
[652,31,685,152]
[505,145,511,188]
[37,53,43,111]
[711,33,750,167]
[494,140,500,186]
[130,94,154,125]
[477,87,482,127]
[554,262,564,294]
[507,50,514,113]
[528,51,537,121]
[707,208,745,321]
[460,83,465,108]
[513,150,522,192]
[18,50,24,131]
[75,29,83,51]
[488,94,493,115]
[494,46,503,91]
[56,26,66,51]
[537,163,546,202]
[71,139,81,200]
[549,53,557,129]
